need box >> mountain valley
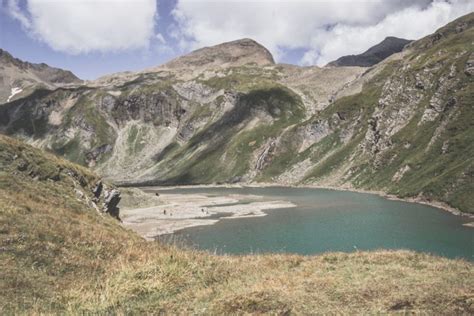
[1,8,474,314]
[1,13,473,214]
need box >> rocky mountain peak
[160,38,275,70]
[327,36,412,67]
[0,48,82,103]
[0,48,80,83]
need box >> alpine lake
[142,186,473,260]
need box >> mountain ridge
[0,12,473,213]
[0,48,82,104]
[327,36,412,67]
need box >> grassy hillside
[260,13,474,213]
[1,135,473,314]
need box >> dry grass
[68,248,472,314]
[0,135,473,314]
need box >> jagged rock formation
[0,13,473,213]
[327,36,412,67]
[0,49,82,104]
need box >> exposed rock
[415,73,426,89]
[392,165,411,182]
[16,159,28,171]
[465,53,474,76]
[103,188,121,220]
[278,65,366,113]
[298,120,331,152]
[441,141,449,154]
[420,108,439,123]
[173,81,223,103]
[255,139,276,170]
[86,144,113,167]
[92,180,103,199]
[420,68,459,124]
[75,188,85,200]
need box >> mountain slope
[160,38,275,70]
[297,13,474,212]
[1,134,472,314]
[0,42,364,182]
[0,49,81,104]
[327,36,412,67]
[0,13,473,214]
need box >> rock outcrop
[103,188,121,220]
[465,52,474,76]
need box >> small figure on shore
[201,208,205,213]
[155,193,160,197]
[163,209,167,215]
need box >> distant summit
[160,38,275,70]
[0,49,81,103]
[327,37,412,67]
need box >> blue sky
[0,0,179,79]
[1,0,472,80]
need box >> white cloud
[153,33,174,55]
[5,0,158,54]
[172,0,474,66]
[4,0,31,29]
[303,0,474,65]
[156,32,166,44]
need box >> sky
[1,0,473,80]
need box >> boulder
[103,189,121,220]
[92,180,103,199]
[465,53,474,76]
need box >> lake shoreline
[120,191,296,239]
[120,183,473,239]
[138,182,474,225]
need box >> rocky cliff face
[0,13,473,213]
[0,49,82,104]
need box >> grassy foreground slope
[0,135,473,314]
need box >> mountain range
[0,12,473,214]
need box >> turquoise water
[148,187,473,260]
